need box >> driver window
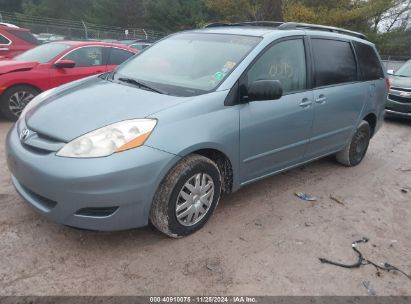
[62,47,104,67]
[247,39,307,94]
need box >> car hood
[26,76,190,142]
[0,60,38,75]
[390,75,411,89]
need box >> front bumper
[385,109,411,119]
[386,91,411,119]
[6,124,180,231]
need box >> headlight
[19,88,57,121]
[56,119,157,158]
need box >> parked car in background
[0,41,138,120]
[6,22,388,237]
[0,23,20,28]
[128,41,151,51]
[118,39,152,51]
[0,25,40,59]
[35,33,66,43]
[386,60,411,119]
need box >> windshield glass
[115,33,262,96]
[395,61,411,77]
[15,43,70,63]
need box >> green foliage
[0,0,23,13]
[0,0,408,56]
[22,0,93,19]
[206,0,283,22]
[87,0,145,27]
[143,0,213,31]
[370,29,411,56]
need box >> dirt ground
[0,118,410,296]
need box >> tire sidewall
[166,160,222,237]
[349,121,371,166]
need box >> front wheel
[150,154,222,238]
[336,120,371,167]
[0,85,39,121]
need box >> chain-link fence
[0,10,167,42]
[381,55,409,71]
[1,10,410,70]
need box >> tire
[150,154,222,238]
[336,120,371,167]
[0,85,40,121]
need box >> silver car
[386,60,411,119]
[6,22,388,237]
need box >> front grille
[388,94,411,104]
[391,87,411,92]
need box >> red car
[0,25,40,58]
[0,41,138,120]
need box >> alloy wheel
[8,91,35,117]
[175,173,215,227]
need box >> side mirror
[387,69,395,75]
[248,80,283,102]
[54,59,76,69]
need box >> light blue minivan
[6,22,388,237]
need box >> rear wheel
[0,85,39,121]
[336,120,371,167]
[150,154,222,238]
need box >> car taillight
[386,78,391,91]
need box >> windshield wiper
[118,77,168,95]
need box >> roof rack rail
[205,22,233,28]
[278,22,368,40]
[205,21,285,28]
[204,21,368,40]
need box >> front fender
[146,91,241,191]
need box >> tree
[144,0,213,31]
[22,0,93,20]
[85,0,148,28]
[0,0,24,13]
[282,0,411,32]
[369,0,411,32]
[206,0,284,22]
[283,0,372,30]
[5,0,409,57]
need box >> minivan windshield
[14,43,70,63]
[395,61,411,77]
[115,33,262,96]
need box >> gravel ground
[0,118,410,296]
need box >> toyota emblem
[20,128,31,141]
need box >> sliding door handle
[315,95,327,104]
[299,98,313,108]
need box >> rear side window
[6,30,40,45]
[312,39,357,87]
[108,48,135,65]
[353,42,384,81]
[0,34,10,45]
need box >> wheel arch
[1,83,42,96]
[362,112,377,137]
[172,143,236,194]
[190,148,234,194]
